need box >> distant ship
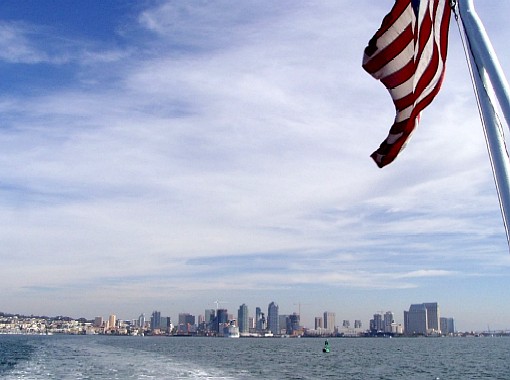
[223,321,240,338]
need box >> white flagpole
[458,0,510,248]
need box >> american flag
[363,0,451,168]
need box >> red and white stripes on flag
[362,0,451,168]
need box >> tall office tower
[279,315,289,333]
[216,309,228,332]
[108,314,117,329]
[423,303,440,333]
[205,309,215,330]
[160,317,169,330]
[323,312,336,332]
[165,317,173,332]
[447,317,455,334]
[255,307,263,332]
[255,307,262,323]
[94,316,103,328]
[315,317,323,330]
[268,302,279,334]
[179,313,195,326]
[138,313,145,328]
[258,312,266,332]
[198,314,205,325]
[405,304,428,335]
[150,311,161,331]
[287,313,300,334]
[343,320,350,328]
[370,313,384,332]
[384,311,395,333]
[354,320,362,329]
[205,309,215,322]
[440,317,455,335]
[238,304,249,334]
[185,314,195,326]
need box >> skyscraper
[423,303,440,333]
[323,311,335,333]
[256,308,266,332]
[440,317,455,335]
[178,313,195,327]
[94,316,103,328]
[161,316,173,332]
[238,304,249,334]
[370,313,383,333]
[150,311,161,331]
[138,313,145,328]
[205,309,215,331]
[108,314,117,329]
[405,304,428,335]
[216,309,228,333]
[268,302,279,335]
[383,311,394,333]
[405,302,441,335]
[287,313,300,335]
[315,317,323,330]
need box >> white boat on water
[223,321,240,338]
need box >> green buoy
[322,339,330,353]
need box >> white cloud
[1,1,510,329]
[0,22,51,63]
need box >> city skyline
[2,1,510,333]
[1,299,461,338]
[0,299,463,333]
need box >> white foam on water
[3,337,239,380]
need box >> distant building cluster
[0,302,464,337]
[364,303,455,337]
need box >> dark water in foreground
[1,335,509,379]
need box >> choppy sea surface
[1,335,509,379]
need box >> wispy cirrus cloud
[1,1,510,330]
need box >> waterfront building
[440,317,455,335]
[323,311,335,333]
[94,316,103,328]
[404,302,441,335]
[108,315,116,330]
[238,304,249,334]
[216,309,228,333]
[354,320,362,329]
[255,307,266,332]
[383,311,394,333]
[205,309,215,323]
[268,302,279,335]
[279,315,287,334]
[178,313,195,326]
[160,316,173,332]
[424,303,440,333]
[287,313,301,335]
[404,304,428,335]
[138,313,145,328]
[315,317,323,330]
[370,313,384,333]
[343,320,350,328]
[205,309,215,331]
[150,311,161,331]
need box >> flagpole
[458,0,510,247]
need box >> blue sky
[1,1,510,332]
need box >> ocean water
[1,335,509,379]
